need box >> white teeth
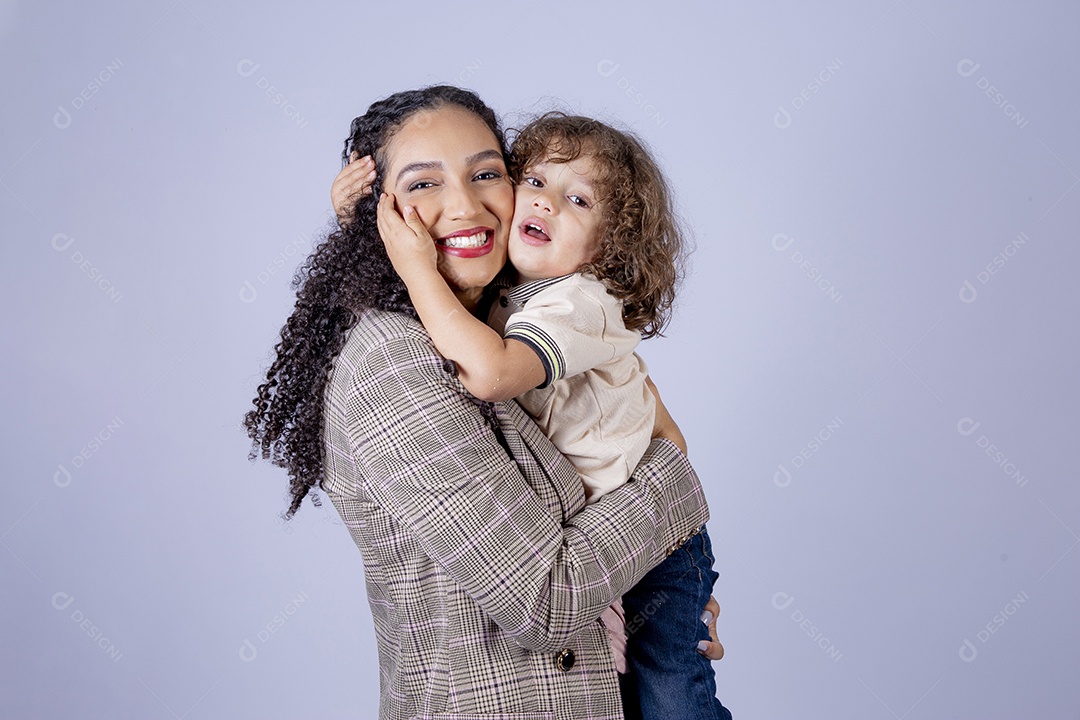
[440,231,487,248]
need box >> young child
[376,113,731,720]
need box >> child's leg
[621,526,732,720]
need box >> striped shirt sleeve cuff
[504,321,565,389]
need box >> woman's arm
[376,193,545,401]
[342,328,709,652]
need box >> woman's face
[381,105,514,302]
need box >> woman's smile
[436,226,495,257]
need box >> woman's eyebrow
[468,149,504,165]
[396,160,443,184]
[394,150,502,184]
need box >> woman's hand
[697,595,725,660]
[646,375,688,456]
[376,193,438,284]
[331,153,377,225]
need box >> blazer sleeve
[341,331,710,653]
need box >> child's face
[509,156,604,283]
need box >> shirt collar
[506,274,576,305]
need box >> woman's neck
[454,286,484,313]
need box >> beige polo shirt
[488,273,656,502]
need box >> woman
[246,86,718,720]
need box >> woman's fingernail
[696,641,709,653]
[700,610,714,625]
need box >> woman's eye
[474,170,503,181]
[408,180,436,191]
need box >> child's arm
[377,194,546,402]
[646,376,688,456]
[331,153,376,226]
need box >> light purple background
[3,1,1077,717]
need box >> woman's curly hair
[244,86,507,519]
[509,113,686,338]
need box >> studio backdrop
[2,1,1077,717]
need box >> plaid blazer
[322,309,710,720]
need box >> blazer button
[556,648,575,671]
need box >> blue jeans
[618,527,732,720]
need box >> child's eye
[569,195,591,208]
[523,176,544,188]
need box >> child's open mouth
[519,217,551,245]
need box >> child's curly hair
[509,113,686,338]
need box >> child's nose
[532,192,554,212]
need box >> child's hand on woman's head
[331,153,377,225]
[376,193,438,282]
